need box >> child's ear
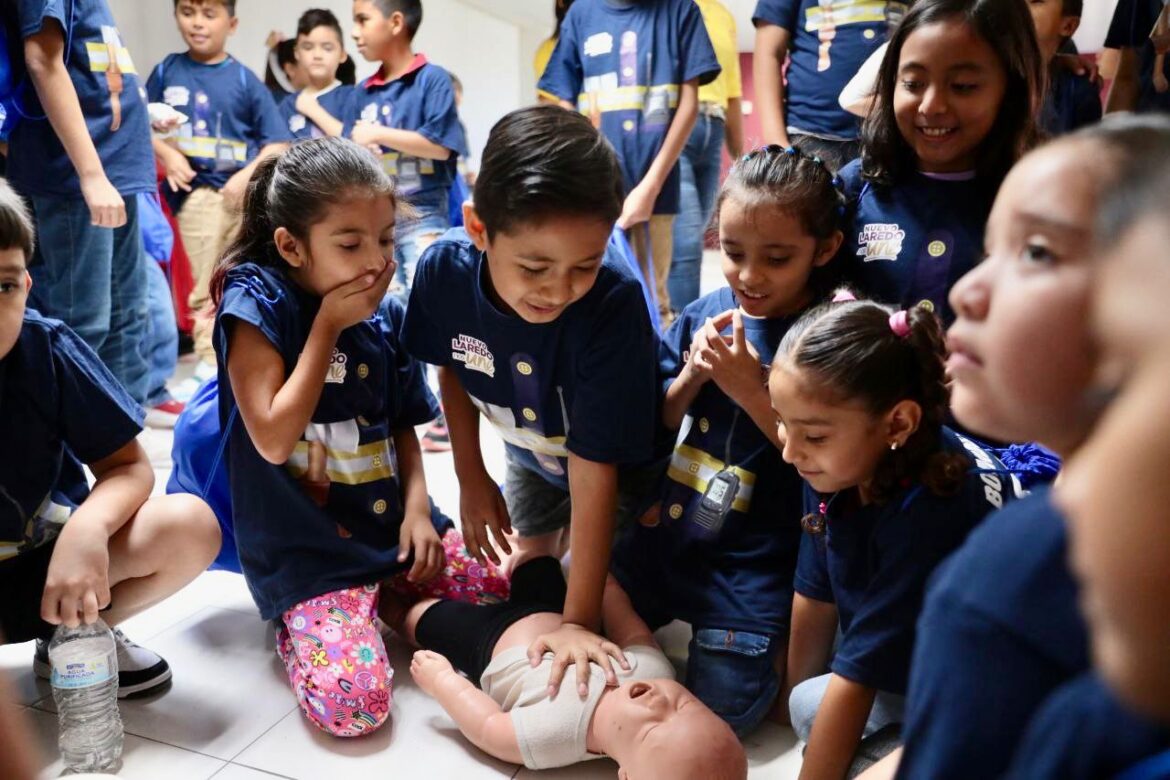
[463,204,489,251]
[814,230,844,267]
[1060,16,1081,40]
[390,11,407,37]
[273,226,306,268]
[885,399,923,449]
[23,270,32,292]
[228,14,239,36]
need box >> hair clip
[741,153,752,163]
[915,299,936,313]
[831,175,844,189]
[889,310,911,339]
[784,146,797,156]
[832,290,857,303]
[811,156,823,166]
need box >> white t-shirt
[479,644,676,769]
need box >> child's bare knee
[152,494,222,565]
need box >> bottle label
[51,658,114,689]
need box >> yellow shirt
[695,0,743,109]
[534,37,559,102]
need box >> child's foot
[144,398,186,429]
[35,628,173,698]
[421,414,452,452]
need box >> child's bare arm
[221,142,290,208]
[295,92,345,137]
[226,264,392,464]
[23,21,124,227]
[393,426,444,583]
[350,126,452,160]
[411,650,524,764]
[42,439,153,627]
[618,80,699,229]
[528,454,629,697]
[753,24,792,147]
[798,674,877,780]
[785,593,839,703]
[601,575,657,649]
[152,136,195,193]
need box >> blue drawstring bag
[994,442,1062,490]
[166,376,241,572]
[609,225,660,332]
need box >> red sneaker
[145,398,186,429]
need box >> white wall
[108,0,540,162]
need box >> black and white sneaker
[34,628,173,698]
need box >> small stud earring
[890,441,899,451]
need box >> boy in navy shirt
[0,180,221,697]
[147,0,290,367]
[276,9,354,143]
[343,0,466,300]
[1030,0,1101,136]
[538,0,720,325]
[4,0,154,405]
[403,106,663,696]
[752,0,907,165]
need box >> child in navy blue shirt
[147,0,290,368]
[209,137,505,738]
[752,0,907,165]
[769,294,1017,779]
[343,0,465,300]
[538,0,721,324]
[1105,0,1170,114]
[886,117,1170,780]
[276,9,354,142]
[838,0,1045,326]
[403,105,661,698]
[4,0,155,404]
[1030,0,1102,136]
[0,179,221,698]
[610,144,844,737]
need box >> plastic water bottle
[48,619,124,773]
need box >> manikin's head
[593,679,747,780]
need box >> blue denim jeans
[789,672,906,743]
[668,114,726,311]
[394,188,451,303]
[28,194,149,404]
[143,255,179,406]
[686,627,782,737]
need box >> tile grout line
[222,702,302,767]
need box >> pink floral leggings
[277,529,510,737]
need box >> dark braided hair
[776,292,969,506]
[714,142,848,241]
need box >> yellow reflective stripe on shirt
[285,438,396,486]
[378,152,436,177]
[468,397,569,458]
[576,84,680,115]
[176,136,248,162]
[667,443,756,513]
[85,42,138,74]
[804,1,901,31]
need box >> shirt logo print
[452,334,495,378]
[857,222,905,262]
[326,348,348,384]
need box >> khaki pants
[177,187,242,363]
[628,215,676,327]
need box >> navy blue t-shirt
[795,429,1017,694]
[344,56,465,201]
[214,263,442,619]
[146,53,290,192]
[611,288,804,634]
[1041,67,1102,137]
[402,229,660,491]
[895,489,1089,780]
[538,0,720,215]
[1004,674,1170,780]
[752,0,907,141]
[278,84,355,141]
[837,159,995,325]
[1106,0,1170,114]
[0,310,143,562]
[7,0,155,198]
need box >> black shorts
[414,556,567,683]
[0,539,57,644]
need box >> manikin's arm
[410,651,524,765]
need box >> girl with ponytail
[767,291,1019,779]
[209,137,505,739]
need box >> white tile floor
[2,253,806,778]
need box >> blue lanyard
[1116,748,1170,780]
